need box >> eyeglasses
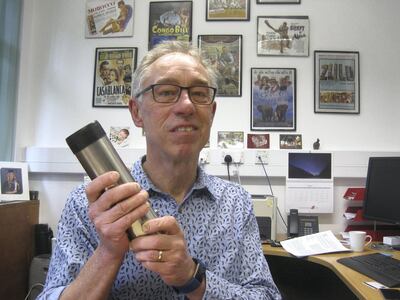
[135,84,217,105]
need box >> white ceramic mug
[349,231,372,252]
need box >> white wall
[15,0,400,234]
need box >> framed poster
[257,16,309,56]
[206,0,250,21]
[148,1,192,49]
[257,0,300,3]
[85,0,134,38]
[0,162,29,201]
[198,35,242,97]
[92,47,137,108]
[251,68,296,131]
[314,51,360,114]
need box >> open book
[280,230,351,258]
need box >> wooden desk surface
[263,244,400,300]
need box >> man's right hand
[85,171,150,260]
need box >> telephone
[287,209,319,237]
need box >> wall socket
[199,150,209,164]
[255,150,269,164]
[221,150,244,164]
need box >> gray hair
[132,41,218,100]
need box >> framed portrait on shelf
[251,68,296,131]
[257,0,300,3]
[92,47,137,108]
[198,35,242,97]
[85,0,134,38]
[206,0,250,21]
[148,1,192,49]
[279,134,302,149]
[257,16,309,56]
[314,51,360,114]
[0,162,29,201]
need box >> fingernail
[142,222,150,233]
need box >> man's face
[6,172,15,182]
[129,53,216,162]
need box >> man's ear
[128,98,143,127]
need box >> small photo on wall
[85,0,134,38]
[217,131,244,149]
[280,134,302,149]
[206,0,250,21]
[247,133,270,149]
[109,126,131,148]
[0,162,29,201]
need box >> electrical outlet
[255,150,269,164]
[199,150,209,164]
[221,150,244,164]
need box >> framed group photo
[0,162,29,201]
[148,1,192,49]
[251,68,296,131]
[314,51,360,114]
[198,35,242,97]
[257,16,309,57]
[92,47,137,108]
[206,0,250,21]
[85,0,134,38]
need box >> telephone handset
[287,209,319,238]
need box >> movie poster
[257,16,309,56]
[93,47,137,107]
[198,35,242,97]
[148,1,192,49]
[251,68,296,131]
[85,0,134,38]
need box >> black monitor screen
[288,153,332,179]
[363,157,400,224]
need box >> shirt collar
[131,156,218,202]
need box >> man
[38,41,281,299]
[2,169,22,194]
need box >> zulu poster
[93,47,137,107]
[148,1,192,49]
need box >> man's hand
[130,216,197,287]
[85,171,150,260]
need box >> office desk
[263,244,400,300]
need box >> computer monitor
[363,157,400,225]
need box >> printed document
[280,230,351,258]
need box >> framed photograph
[198,35,242,97]
[247,133,270,149]
[280,134,302,149]
[109,126,131,148]
[0,162,29,201]
[257,16,309,56]
[206,0,250,21]
[92,47,137,108]
[217,131,244,149]
[85,0,134,38]
[251,68,296,131]
[257,0,300,3]
[149,1,192,49]
[314,51,360,114]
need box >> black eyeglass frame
[134,84,217,105]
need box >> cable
[224,154,232,181]
[234,162,241,185]
[257,155,287,228]
[24,283,44,300]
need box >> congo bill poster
[257,16,309,57]
[85,0,134,38]
[198,35,242,97]
[251,68,296,131]
[148,1,192,49]
[93,47,137,107]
